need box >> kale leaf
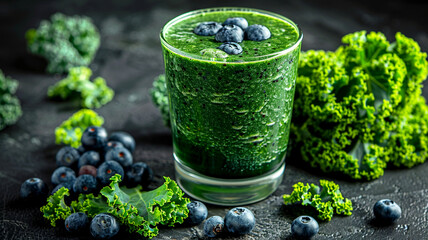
[48,66,114,109]
[26,13,100,74]
[0,70,22,131]
[283,180,353,221]
[41,175,189,239]
[55,109,104,148]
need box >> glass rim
[160,7,303,64]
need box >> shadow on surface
[135,132,172,146]
[15,53,48,73]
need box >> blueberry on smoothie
[245,24,271,41]
[194,22,223,36]
[215,25,244,43]
[223,17,248,30]
[218,42,243,55]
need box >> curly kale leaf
[383,95,428,168]
[0,70,22,131]
[48,66,114,109]
[292,31,428,180]
[26,13,100,74]
[283,180,353,221]
[40,187,71,227]
[44,175,189,239]
[55,109,104,148]
[150,74,170,127]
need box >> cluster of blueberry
[20,126,153,239]
[291,199,402,239]
[185,201,256,238]
[49,127,152,196]
[194,17,271,55]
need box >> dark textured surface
[1,0,428,239]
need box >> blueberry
[105,146,133,168]
[223,17,248,30]
[194,22,223,36]
[224,207,256,235]
[51,166,76,185]
[78,165,97,177]
[77,145,86,154]
[104,141,124,153]
[215,25,244,43]
[56,146,80,168]
[20,178,49,201]
[81,126,108,151]
[126,162,153,188]
[218,42,243,55]
[78,150,101,169]
[90,213,119,239]
[51,180,75,195]
[291,215,319,239]
[245,24,271,41]
[73,174,98,194]
[65,212,89,233]
[204,216,224,238]
[373,199,401,223]
[185,201,208,225]
[97,161,124,185]
[108,132,136,153]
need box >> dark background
[1,0,428,239]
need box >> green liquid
[162,9,301,178]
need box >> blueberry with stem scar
[194,22,223,36]
[218,42,243,55]
[215,25,244,43]
[245,24,271,41]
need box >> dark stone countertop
[1,0,428,239]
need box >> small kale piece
[26,13,100,74]
[40,187,71,227]
[0,70,22,131]
[41,175,189,239]
[283,180,353,221]
[150,74,170,127]
[48,66,114,109]
[55,109,104,148]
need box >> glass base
[174,153,285,206]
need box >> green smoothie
[161,8,301,178]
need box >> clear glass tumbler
[160,7,302,205]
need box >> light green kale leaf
[55,109,104,148]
